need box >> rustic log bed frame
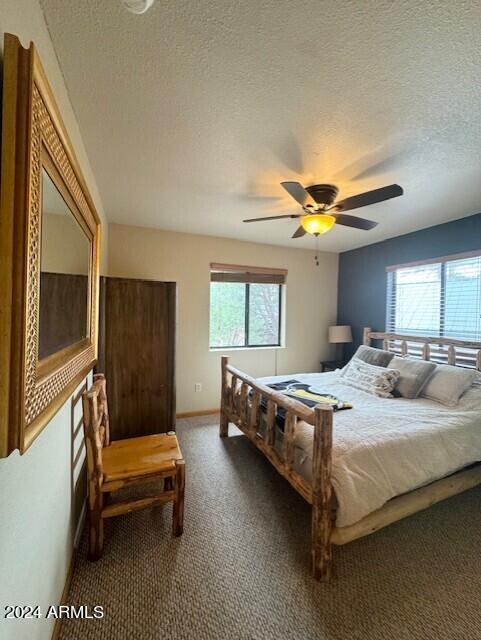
[219,328,481,581]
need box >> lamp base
[334,343,346,365]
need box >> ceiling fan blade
[243,214,300,223]
[333,184,403,212]
[292,226,307,238]
[333,213,378,230]
[280,181,315,207]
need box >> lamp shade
[300,214,335,235]
[328,325,352,344]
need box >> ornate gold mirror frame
[0,34,101,457]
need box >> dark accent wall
[338,212,481,360]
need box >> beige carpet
[61,415,481,640]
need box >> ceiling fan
[243,182,404,238]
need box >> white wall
[108,223,339,413]
[0,2,107,639]
[0,375,90,640]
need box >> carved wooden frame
[0,34,101,456]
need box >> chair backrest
[82,374,110,483]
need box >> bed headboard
[363,328,481,372]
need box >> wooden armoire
[97,277,176,439]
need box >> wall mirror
[39,168,90,360]
[0,34,101,456]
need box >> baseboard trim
[51,507,86,640]
[176,408,220,419]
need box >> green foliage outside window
[210,282,281,348]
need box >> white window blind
[387,253,481,341]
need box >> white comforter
[259,371,481,528]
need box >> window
[209,264,285,348]
[387,252,481,341]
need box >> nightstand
[320,360,345,373]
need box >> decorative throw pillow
[390,356,436,399]
[420,364,477,407]
[341,357,400,398]
[351,345,395,368]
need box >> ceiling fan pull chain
[315,234,320,267]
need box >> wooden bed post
[311,405,334,581]
[363,327,371,346]
[219,356,230,437]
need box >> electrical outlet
[194,383,202,392]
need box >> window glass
[393,264,441,336]
[445,257,481,340]
[209,282,246,348]
[248,283,280,346]
[209,282,282,348]
[387,255,481,341]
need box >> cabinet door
[99,277,176,439]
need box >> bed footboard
[219,356,335,580]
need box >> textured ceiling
[40,0,481,252]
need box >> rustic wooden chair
[82,373,185,560]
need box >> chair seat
[102,432,183,483]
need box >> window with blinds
[209,263,286,349]
[386,252,481,341]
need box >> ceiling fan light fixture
[300,214,335,235]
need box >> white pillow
[420,364,477,407]
[341,357,400,398]
[390,356,436,399]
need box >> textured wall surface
[41,0,481,252]
[338,212,481,359]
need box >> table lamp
[328,325,353,363]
